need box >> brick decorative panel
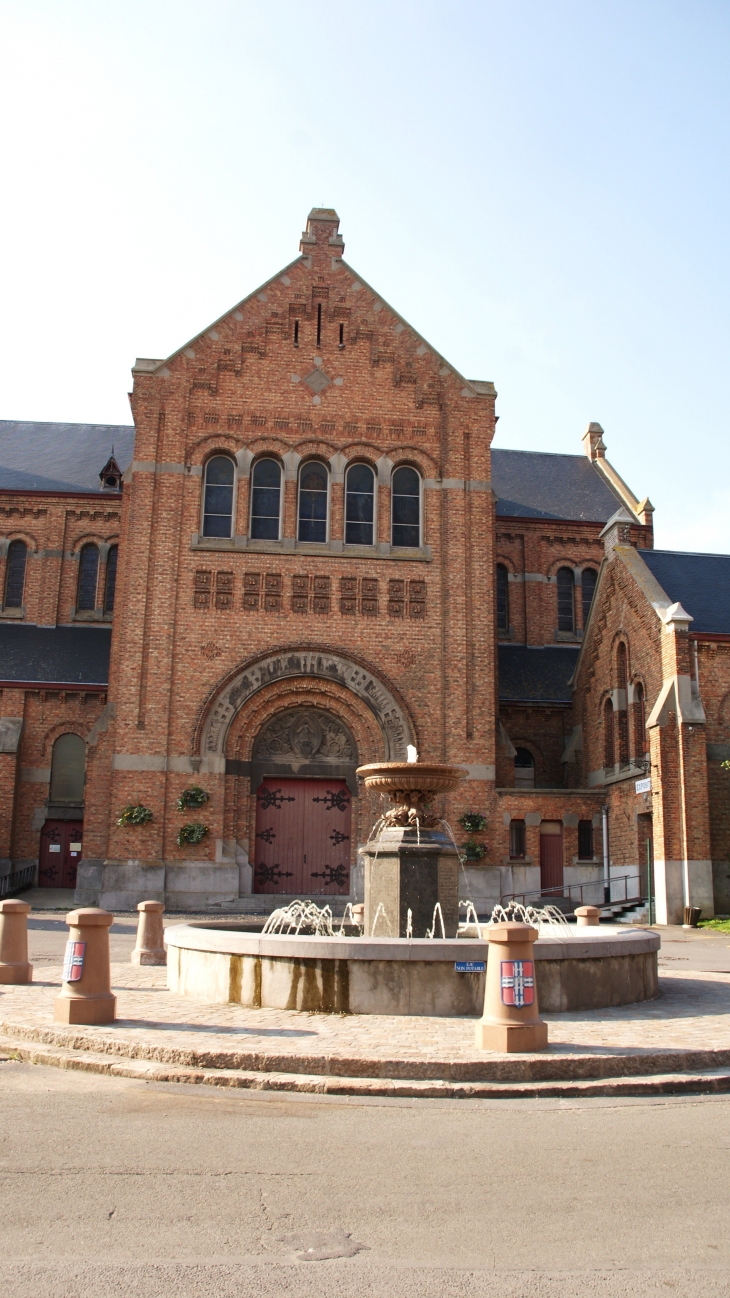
[263,573,282,612]
[388,578,405,617]
[361,577,379,617]
[194,569,212,610]
[215,571,234,611]
[409,579,426,619]
[340,576,357,615]
[243,572,260,611]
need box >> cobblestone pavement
[2,959,730,1069]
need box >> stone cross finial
[300,208,344,259]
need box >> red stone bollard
[131,901,166,965]
[575,905,601,927]
[475,921,548,1052]
[0,899,32,984]
[54,908,116,1025]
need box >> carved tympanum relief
[253,709,356,764]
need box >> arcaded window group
[202,457,422,548]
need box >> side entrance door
[38,821,83,889]
[539,820,564,894]
[253,777,351,896]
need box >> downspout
[602,804,610,904]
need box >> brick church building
[1,208,729,924]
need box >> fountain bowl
[356,761,466,799]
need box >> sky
[0,0,728,552]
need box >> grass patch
[699,917,730,933]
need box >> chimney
[582,422,606,461]
[299,208,344,267]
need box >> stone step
[2,1034,729,1101]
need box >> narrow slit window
[103,545,118,614]
[4,539,27,609]
[578,820,594,859]
[581,568,597,626]
[202,456,235,538]
[294,320,299,347]
[557,567,575,633]
[77,544,99,611]
[634,682,646,757]
[339,323,344,348]
[316,303,322,347]
[510,819,526,859]
[604,699,615,768]
[496,563,509,631]
[250,459,282,541]
[298,462,328,543]
[391,466,421,548]
[345,463,375,546]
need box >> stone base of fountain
[363,825,459,939]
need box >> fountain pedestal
[356,760,466,939]
[363,825,459,938]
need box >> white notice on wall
[635,777,652,794]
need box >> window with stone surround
[202,455,235,538]
[557,567,575,633]
[77,544,99,611]
[4,539,27,609]
[345,463,375,546]
[250,458,282,541]
[298,462,329,543]
[391,466,421,548]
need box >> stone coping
[165,922,660,963]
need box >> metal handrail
[501,872,642,910]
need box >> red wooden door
[253,778,351,895]
[38,821,83,889]
[539,822,564,893]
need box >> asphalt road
[4,918,730,1297]
[1,1061,730,1298]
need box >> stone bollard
[475,922,548,1052]
[575,905,601,927]
[0,899,33,984]
[54,908,116,1025]
[132,901,166,965]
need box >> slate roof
[640,550,730,636]
[0,421,135,494]
[0,625,111,686]
[498,644,579,703]
[492,449,625,522]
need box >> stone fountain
[356,759,466,938]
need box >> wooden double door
[38,820,83,889]
[253,777,352,895]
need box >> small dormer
[99,454,123,491]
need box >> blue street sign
[454,961,486,973]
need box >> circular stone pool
[165,924,660,1016]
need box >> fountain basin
[166,924,660,1016]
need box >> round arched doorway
[251,707,358,896]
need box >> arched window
[103,545,118,614]
[616,642,627,688]
[49,733,86,805]
[633,682,646,758]
[557,568,575,633]
[391,466,421,548]
[581,568,597,626]
[514,747,535,789]
[77,544,99,611]
[202,456,235,538]
[4,539,27,609]
[604,699,615,769]
[345,463,375,546]
[298,462,329,543]
[496,564,509,632]
[250,459,282,541]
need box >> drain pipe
[602,804,610,905]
